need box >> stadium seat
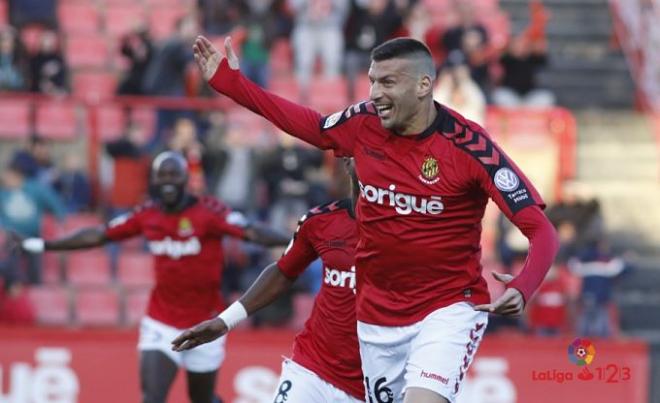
[75,287,121,326]
[270,39,293,76]
[65,35,111,69]
[309,77,349,114]
[130,106,157,137]
[0,99,31,139]
[0,1,7,25]
[42,253,63,284]
[117,252,154,287]
[35,101,78,140]
[269,76,300,102]
[104,5,147,37]
[57,3,101,34]
[72,71,118,103]
[148,7,187,40]
[124,287,150,326]
[67,250,113,286]
[96,105,127,141]
[27,286,71,325]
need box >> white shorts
[272,359,364,403]
[138,316,226,373]
[357,302,488,403]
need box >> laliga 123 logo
[567,338,596,366]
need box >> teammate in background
[173,158,363,402]
[188,35,559,403]
[17,151,289,403]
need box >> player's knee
[403,387,450,403]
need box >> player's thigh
[358,321,415,403]
[404,303,488,403]
[138,316,183,367]
[186,369,218,403]
[140,350,179,403]
[404,387,449,403]
[272,359,334,403]
[181,334,226,373]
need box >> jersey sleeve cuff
[209,58,239,94]
[505,281,530,307]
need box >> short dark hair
[371,37,433,62]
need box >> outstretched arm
[244,223,290,247]
[194,36,354,154]
[20,227,109,254]
[171,263,294,351]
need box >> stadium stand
[27,285,71,325]
[75,287,121,326]
[0,99,31,139]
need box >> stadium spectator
[173,157,363,403]
[0,25,26,91]
[117,23,154,96]
[53,153,92,213]
[344,0,402,101]
[197,0,245,35]
[433,50,486,124]
[236,0,281,88]
[28,28,68,95]
[142,15,198,152]
[289,0,350,99]
[0,159,66,284]
[527,265,569,336]
[192,35,558,403]
[569,240,627,338]
[441,0,492,93]
[10,135,59,188]
[17,151,289,403]
[8,0,56,27]
[167,118,206,195]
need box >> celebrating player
[172,158,363,402]
[191,36,559,403]
[17,151,289,403]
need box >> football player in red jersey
[17,151,289,403]
[173,158,364,402]
[190,36,559,403]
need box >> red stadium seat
[58,3,101,34]
[270,39,293,77]
[0,99,31,139]
[117,252,154,287]
[67,251,112,286]
[96,105,127,140]
[35,101,78,140]
[130,106,156,137]
[75,287,121,326]
[309,77,349,114]
[28,286,71,325]
[0,1,7,25]
[72,71,118,103]
[42,253,63,284]
[148,7,187,40]
[269,76,300,102]
[124,287,150,326]
[104,5,148,37]
[65,35,110,69]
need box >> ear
[417,75,434,98]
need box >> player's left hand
[473,272,525,316]
[193,35,239,81]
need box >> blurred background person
[117,22,154,96]
[434,50,487,125]
[0,25,26,92]
[28,28,68,95]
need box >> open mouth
[375,104,393,119]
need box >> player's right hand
[171,317,228,351]
[192,35,239,81]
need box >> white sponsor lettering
[233,366,278,403]
[0,348,80,403]
[494,168,520,192]
[324,266,356,290]
[148,237,201,259]
[358,181,444,216]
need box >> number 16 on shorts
[365,376,394,403]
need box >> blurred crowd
[0,0,576,331]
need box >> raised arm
[193,36,355,154]
[171,262,294,351]
[243,223,290,247]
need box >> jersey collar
[392,101,446,141]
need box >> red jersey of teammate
[277,199,363,399]
[210,60,553,327]
[105,196,247,328]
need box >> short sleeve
[276,214,318,279]
[203,197,248,239]
[105,209,143,241]
[466,130,545,219]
